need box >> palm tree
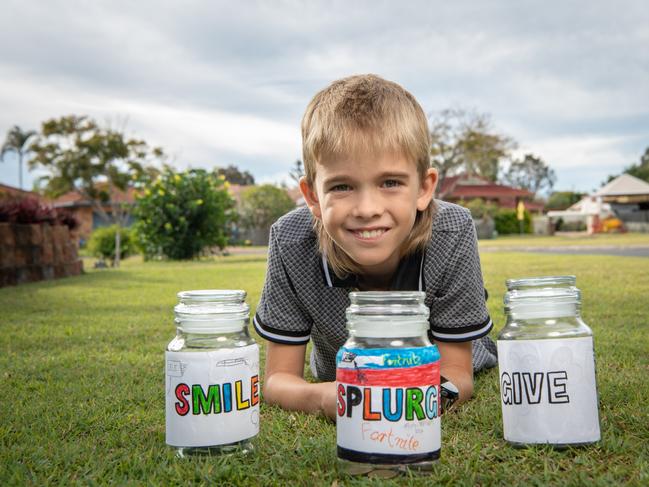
[1,126,37,190]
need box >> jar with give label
[336,291,441,477]
[165,290,260,457]
[497,276,600,447]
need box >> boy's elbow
[262,373,280,406]
[460,377,474,403]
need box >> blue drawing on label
[336,347,440,369]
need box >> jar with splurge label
[165,290,260,457]
[497,276,600,447]
[336,291,441,476]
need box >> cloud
[1,0,648,192]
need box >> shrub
[240,185,295,232]
[555,218,586,232]
[461,198,498,220]
[87,225,137,262]
[133,168,235,260]
[0,197,79,229]
[494,208,532,235]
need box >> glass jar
[165,290,260,457]
[336,291,441,477]
[497,276,600,447]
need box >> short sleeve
[428,216,493,342]
[253,224,313,345]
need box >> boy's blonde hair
[301,74,435,278]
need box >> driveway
[481,245,649,258]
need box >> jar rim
[177,289,247,302]
[506,275,576,291]
[346,291,429,337]
[348,291,426,308]
[347,291,429,318]
[505,286,580,307]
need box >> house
[51,187,138,241]
[546,174,649,233]
[52,181,306,245]
[438,174,544,212]
[593,174,649,232]
[0,183,46,202]
[547,197,615,233]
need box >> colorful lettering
[175,383,190,416]
[382,388,403,422]
[235,380,250,409]
[337,385,439,421]
[173,375,260,416]
[425,385,438,420]
[251,375,259,406]
[223,383,232,412]
[193,384,221,415]
[363,388,381,421]
[337,383,346,417]
[405,388,425,421]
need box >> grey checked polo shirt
[254,201,497,382]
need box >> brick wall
[0,223,83,287]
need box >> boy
[254,74,496,419]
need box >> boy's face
[301,151,437,279]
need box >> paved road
[227,245,649,258]
[481,246,649,258]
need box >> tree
[546,191,586,211]
[502,153,557,195]
[214,165,255,185]
[624,146,649,182]
[289,159,305,185]
[28,115,163,267]
[429,109,516,192]
[603,146,649,184]
[1,125,36,190]
[240,184,295,237]
[462,118,516,181]
[134,168,235,260]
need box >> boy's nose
[352,189,383,219]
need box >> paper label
[497,337,600,444]
[165,345,260,447]
[336,347,441,463]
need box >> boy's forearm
[263,373,337,419]
[436,340,474,404]
[440,364,474,404]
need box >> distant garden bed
[0,198,81,287]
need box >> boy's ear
[417,168,438,211]
[299,176,322,219]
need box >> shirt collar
[321,249,425,291]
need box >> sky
[1,0,648,194]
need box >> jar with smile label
[497,276,600,447]
[336,291,441,477]
[165,290,260,457]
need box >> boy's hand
[436,341,474,403]
[317,381,338,421]
[264,342,339,420]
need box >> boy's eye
[382,179,401,188]
[330,184,351,192]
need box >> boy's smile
[301,151,437,282]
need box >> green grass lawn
[479,232,649,248]
[1,252,648,485]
